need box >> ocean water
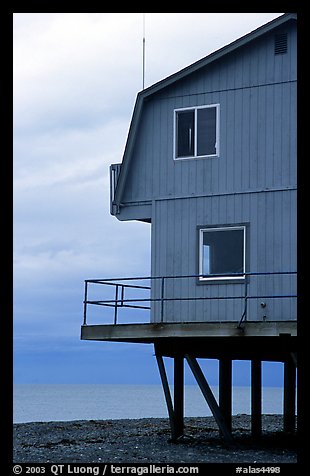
[13,384,286,423]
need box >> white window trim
[174,104,220,160]
[198,225,246,281]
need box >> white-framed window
[174,104,220,160]
[199,226,246,281]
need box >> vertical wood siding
[151,190,296,323]
[122,26,296,204]
[121,23,297,324]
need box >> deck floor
[81,321,296,342]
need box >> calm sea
[13,384,286,423]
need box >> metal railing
[83,271,297,327]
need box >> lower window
[199,226,246,281]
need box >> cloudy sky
[13,12,284,385]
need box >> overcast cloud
[13,12,283,384]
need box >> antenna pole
[142,13,146,90]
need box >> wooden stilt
[251,359,262,438]
[185,354,233,443]
[174,355,184,439]
[219,358,232,433]
[284,357,296,433]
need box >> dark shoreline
[13,415,297,464]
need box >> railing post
[121,285,125,307]
[160,277,165,323]
[114,284,119,325]
[83,281,88,326]
[238,275,248,329]
[244,277,248,320]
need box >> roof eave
[114,91,144,206]
[138,13,296,99]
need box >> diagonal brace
[185,354,233,443]
[155,353,180,440]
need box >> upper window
[174,105,219,160]
[199,226,246,281]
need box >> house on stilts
[81,13,297,442]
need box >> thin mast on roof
[142,13,146,90]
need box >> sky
[13,12,286,387]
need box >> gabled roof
[114,13,297,208]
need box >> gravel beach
[13,415,297,464]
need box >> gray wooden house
[81,13,297,441]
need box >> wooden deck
[81,320,296,343]
[80,320,297,437]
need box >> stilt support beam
[185,354,233,443]
[219,358,232,433]
[174,355,184,439]
[251,359,262,438]
[283,357,296,433]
